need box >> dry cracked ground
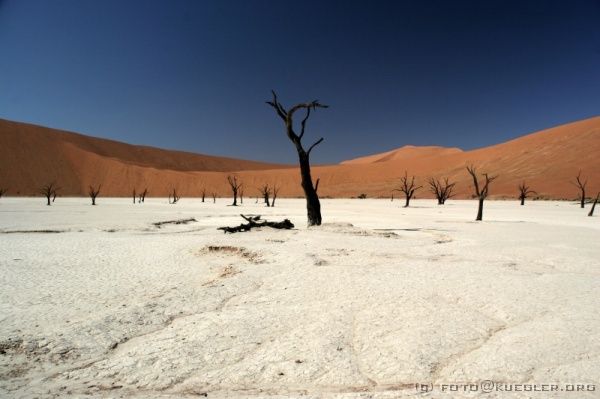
[0,198,599,398]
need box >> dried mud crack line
[350,315,378,389]
[430,322,508,380]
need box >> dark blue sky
[1,0,599,164]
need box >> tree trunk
[580,190,585,208]
[46,196,50,206]
[299,152,321,226]
[520,196,525,206]
[232,191,237,206]
[404,195,410,208]
[589,195,599,217]
[476,198,484,221]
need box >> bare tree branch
[394,171,422,207]
[518,181,536,205]
[428,177,456,205]
[307,137,324,155]
[466,166,498,220]
[266,91,328,226]
[299,107,311,140]
[227,175,243,206]
[572,170,588,208]
[40,183,59,206]
[88,184,101,205]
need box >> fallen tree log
[218,214,294,233]
[153,217,197,228]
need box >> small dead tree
[139,188,148,203]
[227,175,242,206]
[466,166,498,221]
[201,188,206,203]
[212,192,217,203]
[40,183,58,206]
[133,188,136,204]
[267,91,327,226]
[588,192,600,217]
[428,177,456,205]
[271,184,280,207]
[393,171,422,207]
[0,188,6,198]
[517,182,536,206]
[240,189,244,204]
[88,185,101,205]
[259,184,271,207]
[169,188,180,204]
[572,171,588,208]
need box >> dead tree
[428,177,456,205]
[393,171,422,207]
[267,91,327,226]
[271,184,280,207]
[240,189,244,204]
[169,188,180,204]
[201,188,206,203]
[212,192,217,203]
[139,188,148,203]
[218,214,294,233]
[466,166,498,221]
[227,175,242,206]
[40,183,58,206]
[517,182,536,206]
[589,192,600,217]
[88,185,101,205]
[133,188,136,204]
[259,184,271,207]
[572,171,588,208]
[0,188,6,198]
[51,189,57,202]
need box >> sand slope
[0,119,291,196]
[0,116,599,199]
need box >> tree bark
[476,198,484,221]
[589,193,599,217]
[299,153,321,225]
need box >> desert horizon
[1,115,599,201]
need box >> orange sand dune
[341,145,463,165]
[0,116,599,200]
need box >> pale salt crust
[0,198,598,398]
